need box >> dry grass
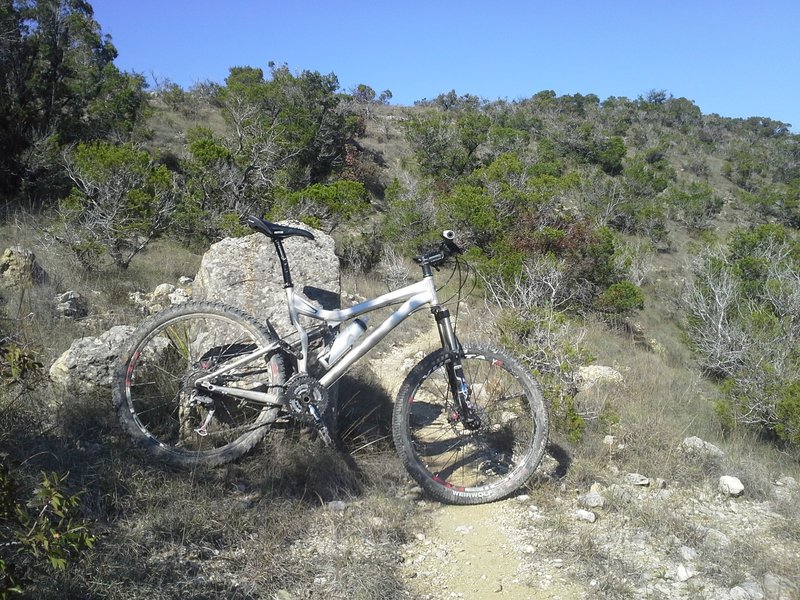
[525,303,800,597]
[1,225,422,600]
[4,359,416,599]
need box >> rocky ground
[366,324,800,600]
[393,471,800,600]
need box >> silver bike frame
[197,274,442,403]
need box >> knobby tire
[111,301,287,468]
[392,344,549,505]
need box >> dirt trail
[367,328,586,600]
[401,501,585,599]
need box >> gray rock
[577,365,623,391]
[573,509,596,523]
[682,436,725,458]
[579,491,605,509]
[763,572,798,599]
[153,283,175,296]
[703,527,732,550]
[679,545,697,561]
[719,475,744,497]
[193,222,340,337]
[739,580,764,599]
[54,290,88,318]
[729,587,751,600]
[49,325,135,390]
[129,283,191,315]
[624,472,650,486]
[607,483,636,503]
[0,246,47,287]
[676,564,694,582]
[775,476,797,489]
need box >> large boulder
[193,222,340,336]
[50,222,340,390]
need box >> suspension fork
[432,307,481,430]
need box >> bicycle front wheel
[392,344,548,504]
[112,301,287,467]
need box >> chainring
[284,374,337,446]
[284,374,330,422]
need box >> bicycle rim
[122,310,282,457]
[401,348,543,500]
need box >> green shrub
[274,180,369,230]
[595,281,645,313]
[0,467,95,598]
[61,141,179,269]
[665,181,723,230]
[0,342,42,386]
[776,381,800,444]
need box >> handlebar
[414,230,464,269]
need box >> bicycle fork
[432,307,481,430]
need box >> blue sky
[91,1,800,129]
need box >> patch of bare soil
[399,500,586,599]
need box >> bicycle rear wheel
[392,344,548,504]
[112,301,287,467]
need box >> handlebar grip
[441,230,463,254]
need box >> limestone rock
[129,283,191,315]
[702,528,732,550]
[624,472,650,486]
[579,491,605,509]
[0,246,47,288]
[762,572,798,599]
[573,509,596,523]
[606,483,636,504]
[54,290,88,318]
[682,436,725,458]
[719,475,744,497]
[729,586,752,600]
[738,580,765,599]
[193,222,340,337]
[49,326,134,390]
[675,564,694,582]
[577,365,624,391]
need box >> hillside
[3,63,800,599]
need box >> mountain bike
[111,216,549,504]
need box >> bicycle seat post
[271,237,294,289]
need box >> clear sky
[91,0,800,129]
